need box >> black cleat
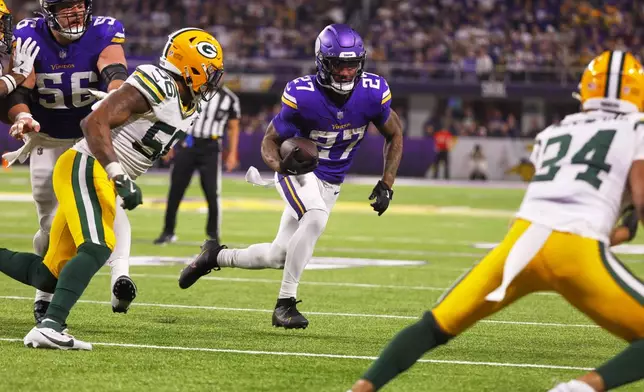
[112,275,138,313]
[33,300,50,324]
[272,297,309,329]
[178,239,226,289]
[153,233,177,245]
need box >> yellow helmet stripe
[606,50,624,99]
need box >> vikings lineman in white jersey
[0,28,224,350]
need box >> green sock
[597,339,644,390]
[363,312,452,390]
[0,248,57,292]
[45,243,111,326]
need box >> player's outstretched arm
[261,121,284,173]
[80,84,150,210]
[0,37,39,98]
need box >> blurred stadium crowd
[10,0,627,139]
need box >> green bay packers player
[350,51,644,392]
[0,27,224,350]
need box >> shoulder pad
[127,65,175,106]
[281,75,318,110]
[360,72,391,105]
[13,18,44,39]
[88,16,126,45]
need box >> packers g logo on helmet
[578,50,644,113]
[196,42,218,59]
[159,28,225,104]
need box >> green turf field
[0,167,642,391]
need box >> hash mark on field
[0,338,592,371]
[0,296,598,328]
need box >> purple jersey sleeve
[367,73,392,127]
[88,16,126,49]
[13,18,40,47]
[272,82,304,138]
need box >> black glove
[279,147,318,175]
[113,174,143,210]
[620,205,639,241]
[369,180,393,216]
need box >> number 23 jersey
[13,16,126,139]
[74,64,199,179]
[517,110,644,243]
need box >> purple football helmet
[315,24,366,95]
[40,0,92,41]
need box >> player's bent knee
[33,229,50,257]
[425,311,453,345]
[78,243,112,267]
[267,245,287,269]
[34,263,57,293]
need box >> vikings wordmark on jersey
[274,71,392,184]
[13,16,125,139]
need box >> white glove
[12,37,41,77]
[9,112,41,140]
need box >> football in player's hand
[280,137,318,163]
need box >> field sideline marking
[0,296,598,329]
[0,338,592,371]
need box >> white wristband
[105,162,126,179]
[14,112,33,122]
[1,75,17,94]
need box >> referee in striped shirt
[154,86,241,245]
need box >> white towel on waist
[486,223,552,302]
[2,132,79,167]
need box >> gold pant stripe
[433,219,644,342]
[71,152,105,246]
[43,150,117,278]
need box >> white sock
[279,210,327,299]
[35,290,53,303]
[108,256,130,289]
[217,243,285,269]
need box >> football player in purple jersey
[179,24,403,330]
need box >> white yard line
[0,296,597,328]
[0,337,590,371]
[92,272,561,297]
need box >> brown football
[279,137,319,162]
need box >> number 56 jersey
[73,65,199,179]
[13,16,126,139]
[517,110,644,243]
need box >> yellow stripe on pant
[433,219,644,342]
[43,150,117,278]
